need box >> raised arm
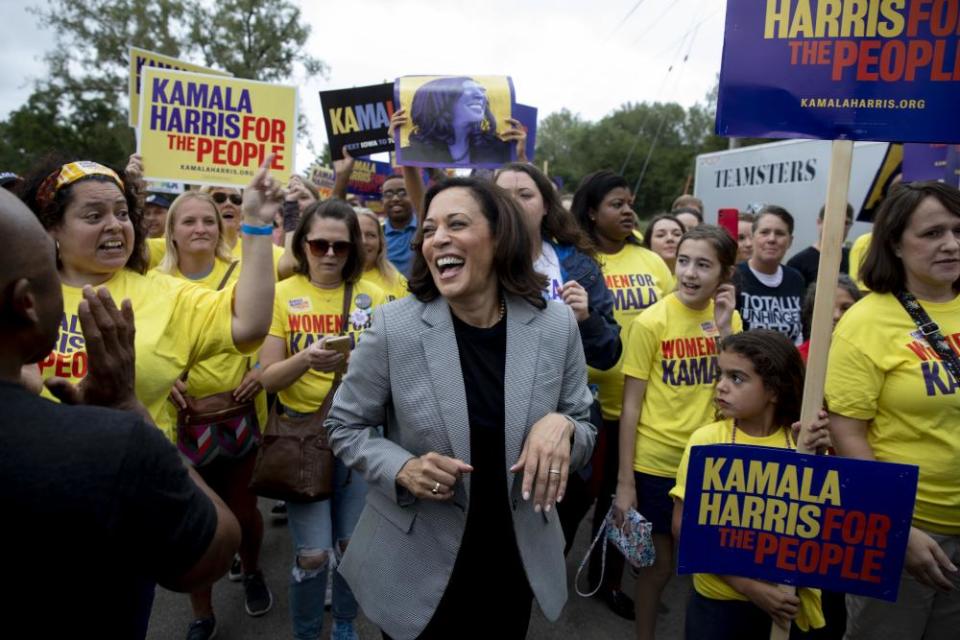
[231,157,281,350]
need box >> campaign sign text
[139,68,297,187]
[678,444,918,601]
[129,46,231,127]
[319,84,395,161]
[716,0,960,143]
[903,143,960,186]
[345,158,393,197]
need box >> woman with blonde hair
[355,208,408,301]
[156,190,273,638]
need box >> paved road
[147,501,690,639]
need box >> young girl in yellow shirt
[671,330,830,639]
[614,225,741,640]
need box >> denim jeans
[285,438,368,640]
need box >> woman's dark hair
[677,224,739,282]
[642,214,686,251]
[15,155,147,274]
[409,177,547,309]
[754,204,795,235]
[409,77,499,148]
[571,170,635,245]
[495,162,596,258]
[720,329,805,430]
[800,274,861,341]
[862,180,960,294]
[291,198,365,284]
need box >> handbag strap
[574,505,612,598]
[895,291,960,385]
[179,260,241,384]
[330,281,354,388]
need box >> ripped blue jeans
[286,453,367,640]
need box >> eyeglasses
[382,188,407,200]
[212,192,242,206]
[306,238,352,257]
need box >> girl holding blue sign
[671,330,830,639]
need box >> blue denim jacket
[552,242,621,370]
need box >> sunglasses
[306,238,352,257]
[212,192,242,206]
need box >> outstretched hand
[242,154,283,226]
[44,286,142,414]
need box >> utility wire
[609,0,651,37]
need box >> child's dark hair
[677,224,738,282]
[720,330,805,429]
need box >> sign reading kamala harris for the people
[138,68,297,186]
[128,47,232,127]
[678,445,918,601]
[717,0,960,142]
[319,83,396,161]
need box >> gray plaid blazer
[326,293,597,640]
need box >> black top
[786,245,850,289]
[733,262,806,346]
[0,382,218,638]
[424,313,531,636]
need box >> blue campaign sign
[677,445,918,601]
[717,0,960,143]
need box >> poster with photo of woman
[393,75,517,169]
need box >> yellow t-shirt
[270,275,387,413]
[38,268,246,439]
[825,292,960,534]
[589,242,675,421]
[146,236,167,270]
[362,267,408,302]
[232,239,286,280]
[671,420,825,631]
[621,293,743,477]
[848,232,871,292]
[156,259,269,433]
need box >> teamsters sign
[717,0,960,142]
[678,445,918,600]
[139,68,297,187]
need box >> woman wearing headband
[17,157,279,439]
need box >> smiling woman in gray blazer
[326,176,597,640]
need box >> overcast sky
[0,0,728,172]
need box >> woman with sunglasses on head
[356,208,408,301]
[17,155,279,438]
[260,199,387,640]
[154,191,274,639]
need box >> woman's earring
[481,118,490,133]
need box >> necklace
[731,419,792,449]
[497,296,506,322]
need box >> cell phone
[718,208,739,241]
[323,335,352,355]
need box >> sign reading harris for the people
[319,83,395,161]
[677,444,918,601]
[128,47,232,127]
[138,68,297,187]
[393,75,517,169]
[716,0,960,142]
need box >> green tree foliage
[0,0,322,173]
[536,94,731,217]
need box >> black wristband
[282,199,300,232]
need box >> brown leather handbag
[175,261,260,466]
[249,282,353,503]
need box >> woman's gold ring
[431,481,441,495]
[548,469,561,475]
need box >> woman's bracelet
[241,222,273,236]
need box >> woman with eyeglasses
[259,199,387,640]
